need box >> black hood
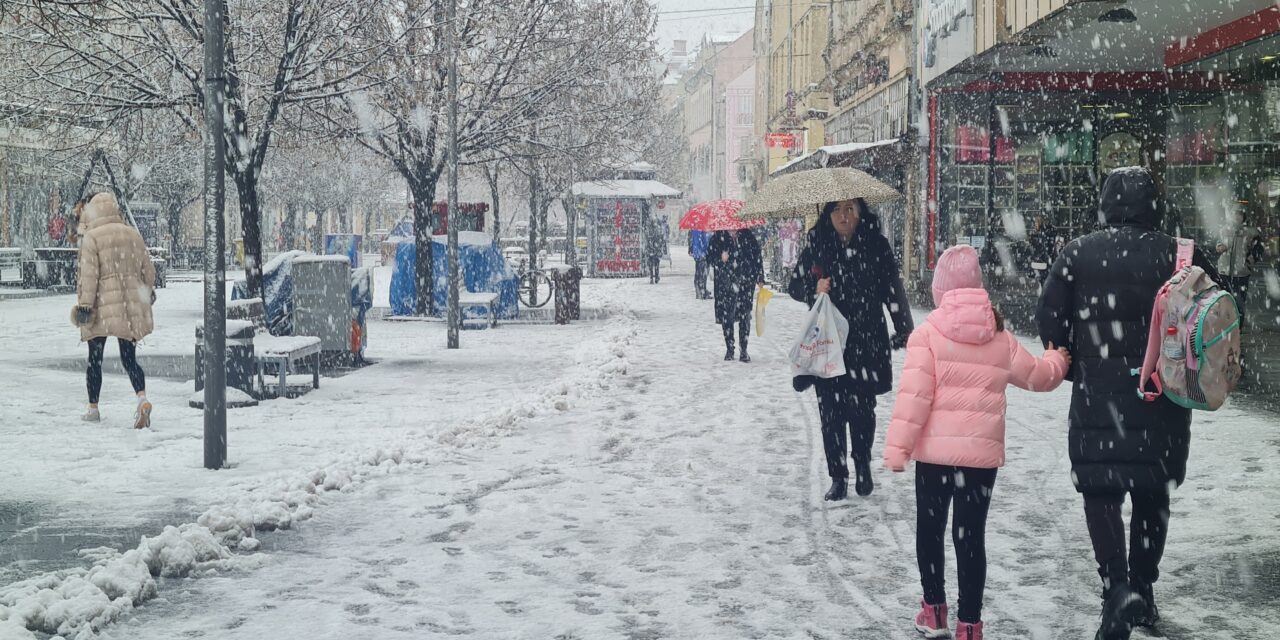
[1098,167,1161,229]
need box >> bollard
[566,266,581,321]
[552,268,569,325]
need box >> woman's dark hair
[816,199,873,239]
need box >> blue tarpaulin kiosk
[389,232,519,320]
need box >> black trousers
[1083,490,1170,590]
[813,375,877,478]
[722,318,749,353]
[916,463,999,624]
[647,257,661,282]
[87,337,146,404]
[693,258,709,297]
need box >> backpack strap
[1175,238,1195,271]
[1136,290,1166,402]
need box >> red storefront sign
[765,133,798,148]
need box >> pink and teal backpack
[1137,239,1242,410]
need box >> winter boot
[1131,581,1159,628]
[740,351,751,363]
[954,621,982,640]
[853,457,874,496]
[1095,581,1144,640]
[724,348,735,361]
[824,477,847,501]
[134,399,152,430]
[912,600,950,638]
[82,407,101,423]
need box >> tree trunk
[564,196,576,267]
[234,172,264,301]
[409,179,439,316]
[166,197,183,258]
[311,205,325,254]
[486,164,501,242]
[527,171,540,270]
[283,202,298,250]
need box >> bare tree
[3,0,385,298]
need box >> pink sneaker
[914,600,950,638]
[955,621,983,640]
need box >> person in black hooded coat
[789,199,913,500]
[1036,167,1220,639]
[708,228,764,361]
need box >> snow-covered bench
[459,291,500,328]
[255,335,322,398]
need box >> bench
[226,297,324,398]
[459,291,500,328]
[0,248,21,285]
[255,335,323,398]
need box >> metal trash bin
[552,266,583,324]
[194,320,258,397]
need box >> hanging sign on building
[920,0,976,85]
[765,133,799,148]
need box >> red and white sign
[765,133,798,149]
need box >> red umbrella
[678,199,763,231]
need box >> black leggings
[87,337,146,404]
[916,462,998,624]
[722,318,749,352]
[1083,490,1170,590]
[813,376,877,478]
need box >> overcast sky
[652,0,754,57]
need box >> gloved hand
[891,332,910,350]
[73,305,93,327]
[150,290,157,305]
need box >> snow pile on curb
[0,448,411,640]
[434,302,637,447]
[0,299,638,640]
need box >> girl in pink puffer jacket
[884,244,1069,640]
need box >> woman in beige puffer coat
[73,192,155,427]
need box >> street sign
[765,133,798,149]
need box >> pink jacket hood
[928,288,997,346]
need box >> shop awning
[570,179,682,199]
[770,139,903,177]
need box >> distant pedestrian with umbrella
[740,168,913,500]
[680,199,766,360]
[689,229,710,299]
[709,228,763,362]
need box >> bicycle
[515,258,553,308]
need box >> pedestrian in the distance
[644,220,665,284]
[689,229,710,299]
[788,198,913,500]
[1215,207,1265,329]
[885,244,1069,640]
[72,192,156,428]
[708,227,762,362]
[1036,167,1220,640]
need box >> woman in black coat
[1036,167,1219,639]
[708,228,764,362]
[788,199,913,500]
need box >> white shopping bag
[788,293,849,378]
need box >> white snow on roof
[571,180,682,199]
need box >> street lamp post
[202,0,227,469]
[445,0,461,349]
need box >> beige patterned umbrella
[737,167,901,220]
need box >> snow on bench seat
[255,335,321,357]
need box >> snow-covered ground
[1,254,1277,640]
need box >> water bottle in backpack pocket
[1138,239,1243,410]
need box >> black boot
[853,458,874,497]
[1131,581,1159,628]
[824,477,847,501]
[1095,581,1144,640]
[739,351,751,363]
[724,348,734,361]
